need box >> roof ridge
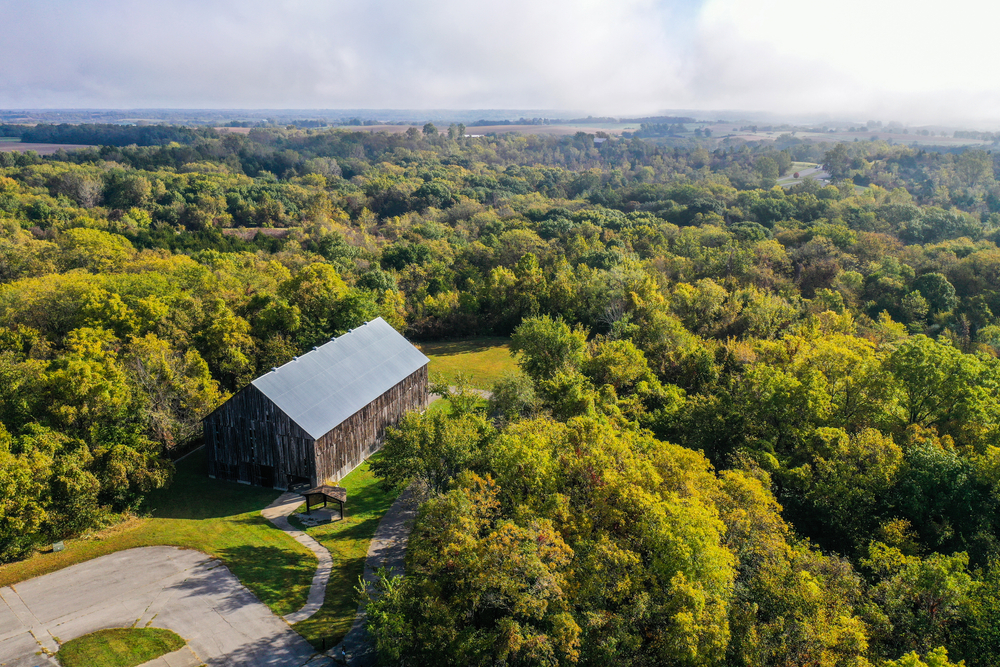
[249,318,428,439]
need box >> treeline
[0,123,211,147]
[954,130,1000,142]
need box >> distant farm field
[332,124,635,136]
[418,338,518,389]
[0,141,92,154]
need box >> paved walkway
[261,492,333,624]
[331,487,418,665]
[0,546,332,667]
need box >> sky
[1,0,997,126]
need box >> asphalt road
[0,546,330,667]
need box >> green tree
[913,273,958,315]
[865,544,975,656]
[124,334,225,449]
[56,228,135,273]
[0,423,50,561]
[195,299,255,390]
[488,370,539,424]
[781,427,903,554]
[279,262,348,347]
[363,472,580,666]
[510,315,588,383]
[370,410,491,494]
[885,336,997,444]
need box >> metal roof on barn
[251,317,429,439]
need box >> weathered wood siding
[205,364,429,488]
[314,365,429,483]
[204,385,316,488]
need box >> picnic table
[302,485,347,520]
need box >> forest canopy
[3,124,1000,665]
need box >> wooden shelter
[303,485,347,520]
[204,318,429,489]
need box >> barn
[204,317,430,489]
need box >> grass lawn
[0,449,315,618]
[289,459,397,649]
[789,161,819,173]
[56,628,185,667]
[417,337,517,389]
[778,162,822,182]
[425,397,452,415]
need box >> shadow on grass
[310,517,381,543]
[344,477,395,516]
[144,449,282,520]
[212,544,315,616]
[293,551,369,651]
[417,337,509,356]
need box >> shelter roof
[251,318,429,439]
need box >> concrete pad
[0,630,57,667]
[136,645,201,667]
[0,591,27,640]
[13,548,203,625]
[0,547,321,667]
[293,508,341,527]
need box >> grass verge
[291,459,397,649]
[56,628,184,667]
[0,449,315,617]
[418,337,517,389]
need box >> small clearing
[418,338,518,389]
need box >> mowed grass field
[789,161,820,173]
[56,628,186,667]
[0,449,316,618]
[417,337,518,389]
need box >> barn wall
[314,365,429,483]
[204,385,316,488]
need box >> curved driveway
[0,546,331,667]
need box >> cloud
[690,0,1000,125]
[2,0,999,125]
[0,0,692,111]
